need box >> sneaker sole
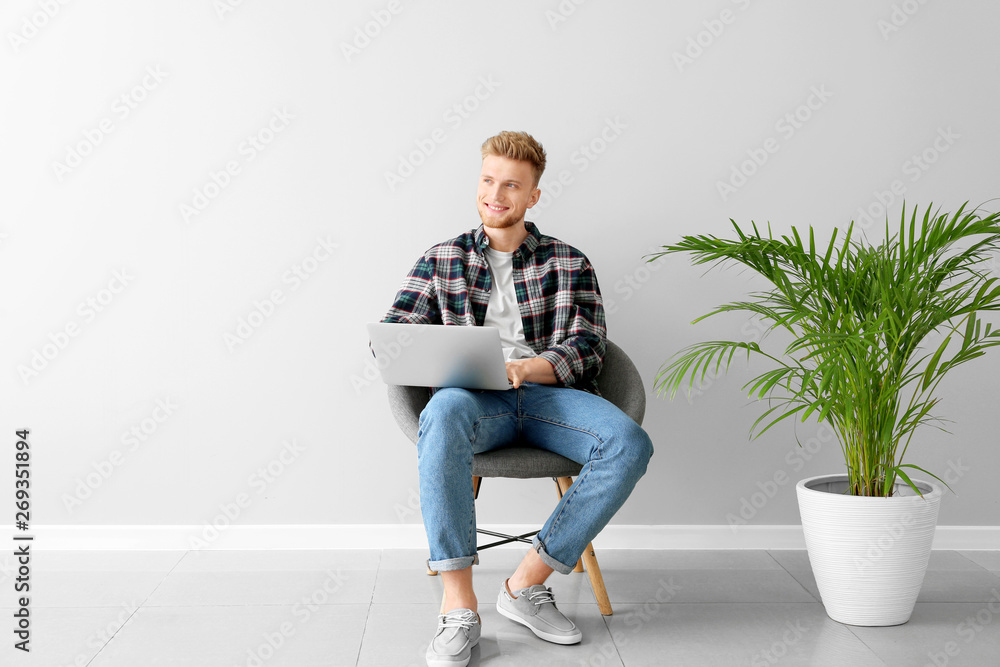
[425,636,479,667]
[496,600,582,645]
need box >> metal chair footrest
[476,528,539,550]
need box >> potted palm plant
[650,202,1000,626]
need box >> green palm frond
[653,202,1000,497]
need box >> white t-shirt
[483,246,537,361]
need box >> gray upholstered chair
[387,339,646,616]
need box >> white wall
[2,0,998,538]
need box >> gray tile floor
[3,549,999,666]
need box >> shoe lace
[526,587,557,607]
[439,609,478,630]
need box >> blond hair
[480,131,546,187]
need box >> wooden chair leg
[554,477,585,573]
[580,542,613,615]
[427,566,438,576]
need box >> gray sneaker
[496,579,582,644]
[425,608,481,667]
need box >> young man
[379,131,653,667]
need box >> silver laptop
[366,322,513,390]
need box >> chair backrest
[386,339,646,445]
[594,339,646,426]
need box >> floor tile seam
[367,601,602,606]
[763,550,790,567]
[119,600,838,608]
[136,602,378,608]
[605,601,826,605]
[334,566,790,572]
[28,600,836,609]
[598,609,627,666]
[947,551,997,574]
[168,549,382,574]
[355,603,375,667]
[368,550,384,607]
[28,568,183,574]
[763,560,821,603]
[910,600,1000,606]
[154,567,383,574]
[134,565,383,604]
[593,567,809,573]
[21,603,376,610]
[71,603,375,612]
[368,601,824,605]
[841,624,891,667]
[133,548,193,607]
[81,600,144,667]
[11,604,212,609]
[875,600,1000,610]
[40,553,193,576]
[169,549,196,573]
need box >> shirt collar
[474,220,541,260]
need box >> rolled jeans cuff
[531,535,574,575]
[427,553,479,572]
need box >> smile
[485,203,509,212]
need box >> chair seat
[472,445,583,479]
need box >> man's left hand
[506,357,557,388]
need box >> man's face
[477,154,541,230]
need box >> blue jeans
[416,382,654,574]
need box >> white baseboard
[0,525,996,550]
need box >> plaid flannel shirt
[380,220,607,396]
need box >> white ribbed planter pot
[796,473,942,627]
